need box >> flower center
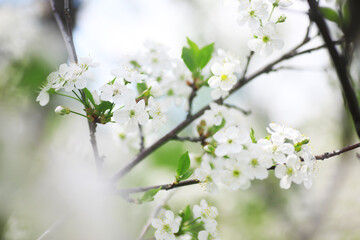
[233,170,241,177]
[286,167,294,176]
[163,224,171,233]
[251,158,258,167]
[129,109,136,118]
[221,74,228,81]
[249,10,255,17]
[262,36,270,43]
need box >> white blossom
[208,62,237,92]
[193,200,218,231]
[151,210,181,240]
[213,126,249,157]
[248,23,284,56]
[113,100,149,132]
[111,64,147,83]
[237,0,269,29]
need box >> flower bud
[55,106,70,115]
[276,14,287,24]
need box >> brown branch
[307,0,360,138]
[139,124,145,152]
[118,179,200,194]
[171,136,203,143]
[223,103,251,115]
[314,142,360,160]
[89,121,103,175]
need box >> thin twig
[89,121,103,175]
[171,136,203,143]
[118,179,200,194]
[139,124,145,152]
[37,211,70,240]
[223,103,251,115]
[187,84,197,118]
[315,142,360,160]
[242,51,254,79]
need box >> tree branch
[118,142,360,195]
[307,0,360,138]
[109,20,333,183]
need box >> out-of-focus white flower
[151,210,181,240]
[266,122,301,144]
[195,158,220,194]
[111,64,147,83]
[113,100,149,132]
[193,200,218,231]
[99,80,136,106]
[147,97,167,129]
[203,103,227,126]
[220,159,251,190]
[198,230,221,240]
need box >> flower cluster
[36,57,98,106]
[235,0,292,56]
[195,103,316,191]
[151,200,220,240]
[193,200,221,240]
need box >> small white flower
[193,200,218,231]
[147,97,167,129]
[237,0,269,29]
[113,100,149,132]
[275,154,303,189]
[111,64,147,83]
[151,210,181,240]
[36,88,50,106]
[198,230,221,240]
[267,122,300,144]
[213,126,249,157]
[99,80,136,106]
[208,62,237,91]
[220,159,251,190]
[248,23,284,56]
[195,157,220,194]
[258,138,294,164]
[203,103,227,126]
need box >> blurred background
[1,0,360,239]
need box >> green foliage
[83,88,95,106]
[175,151,193,182]
[319,7,341,25]
[250,128,257,143]
[181,37,214,78]
[138,187,162,203]
[151,142,186,169]
[177,205,205,238]
[207,118,226,137]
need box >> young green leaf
[83,88,96,106]
[319,7,341,25]
[199,43,214,69]
[186,37,200,52]
[179,169,193,181]
[207,118,226,136]
[176,151,191,179]
[182,47,198,73]
[97,101,113,113]
[139,187,162,203]
[250,128,257,143]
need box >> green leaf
[319,7,341,25]
[97,101,113,113]
[136,82,148,94]
[179,169,193,181]
[182,47,198,73]
[199,43,214,69]
[187,37,200,52]
[139,187,162,203]
[342,1,350,27]
[250,128,257,143]
[207,118,226,136]
[176,151,191,179]
[83,88,96,106]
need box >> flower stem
[54,91,83,104]
[70,110,88,118]
[268,5,276,22]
